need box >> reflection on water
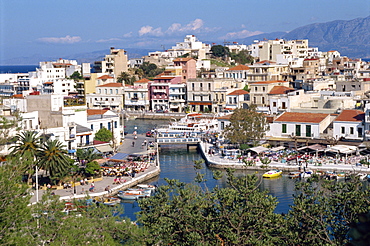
[120,119,369,220]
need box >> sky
[0,0,369,64]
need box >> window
[282,124,287,133]
[358,128,363,138]
[273,102,277,107]
[262,87,266,92]
[100,123,103,129]
[114,121,117,128]
[341,127,345,134]
[108,122,111,130]
[91,124,93,130]
[350,127,354,135]
[282,102,286,109]
[110,89,113,94]
[221,121,225,130]
[192,83,194,91]
[306,125,311,137]
[295,125,301,136]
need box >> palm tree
[10,131,40,157]
[10,131,41,182]
[38,140,72,180]
[76,148,102,164]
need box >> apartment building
[93,47,128,78]
[124,78,150,112]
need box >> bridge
[156,137,201,149]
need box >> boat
[262,170,282,178]
[300,170,313,178]
[325,171,337,180]
[94,197,120,206]
[356,173,367,181]
[336,172,346,180]
[288,172,300,179]
[117,189,151,200]
[137,184,156,190]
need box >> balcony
[131,97,139,102]
[153,89,167,93]
[65,133,76,141]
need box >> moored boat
[336,172,346,180]
[137,184,157,190]
[263,170,282,178]
[300,170,313,178]
[288,172,300,179]
[356,173,367,181]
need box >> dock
[29,133,160,204]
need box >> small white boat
[356,173,367,181]
[300,170,313,178]
[117,189,151,200]
[137,184,156,190]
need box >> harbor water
[120,119,300,220]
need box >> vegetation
[0,154,369,245]
[230,50,254,65]
[0,113,21,151]
[223,106,270,146]
[211,45,230,58]
[94,127,113,142]
[209,59,230,67]
[69,71,83,81]
[76,148,102,164]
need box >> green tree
[117,71,133,85]
[230,50,254,64]
[94,127,113,142]
[137,170,285,245]
[69,71,83,81]
[76,148,102,163]
[85,160,101,176]
[284,176,370,245]
[211,45,230,58]
[37,140,72,181]
[223,106,269,146]
[10,130,41,182]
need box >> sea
[0,65,38,74]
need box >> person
[132,141,135,147]
[84,178,88,185]
[47,183,51,189]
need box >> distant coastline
[0,65,38,74]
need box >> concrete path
[29,133,159,204]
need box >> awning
[110,152,129,161]
[95,145,113,153]
[271,146,285,152]
[68,149,76,154]
[189,102,212,105]
[249,146,269,154]
[325,145,357,154]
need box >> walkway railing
[156,137,201,144]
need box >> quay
[199,141,370,173]
[30,133,160,204]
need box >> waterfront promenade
[200,141,370,173]
[29,133,160,204]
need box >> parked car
[146,131,154,137]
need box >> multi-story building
[173,58,197,83]
[169,82,187,112]
[87,83,124,110]
[249,80,290,107]
[225,89,249,110]
[333,109,364,141]
[93,47,128,78]
[247,61,289,82]
[149,75,181,112]
[187,78,237,113]
[124,78,150,111]
[224,65,250,81]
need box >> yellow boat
[263,170,282,178]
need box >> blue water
[0,65,38,73]
[120,119,299,221]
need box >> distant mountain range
[2,16,369,65]
[239,15,370,59]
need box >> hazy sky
[0,0,369,62]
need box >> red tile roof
[227,89,249,96]
[96,83,123,87]
[12,94,24,98]
[173,58,193,62]
[268,86,295,95]
[334,110,364,122]
[97,75,114,80]
[251,80,286,85]
[87,109,109,116]
[227,64,249,71]
[135,78,151,83]
[256,60,276,64]
[274,112,329,124]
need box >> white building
[332,109,364,141]
[87,83,124,110]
